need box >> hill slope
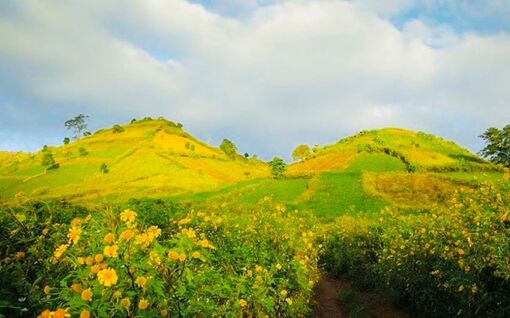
[0,118,268,204]
[288,128,495,176]
[172,128,501,216]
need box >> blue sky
[1,0,510,160]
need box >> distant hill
[288,128,496,176]
[0,118,268,204]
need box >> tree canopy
[292,144,311,161]
[220,139,238,158]
[479,125,510,167]
[65,114,89,139]
[269,157,286,179]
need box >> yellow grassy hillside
[0,118,268,205]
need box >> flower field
[0,200,320,317]
[2,175,510,317]
[322,178,510,317]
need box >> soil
[312,276,411,318]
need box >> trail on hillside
[312,276,410,318]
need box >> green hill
[0,118,268,204]
[172,128,501,216]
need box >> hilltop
[288,128,495,176]
[171,127,500,216]
[0,118,268,204]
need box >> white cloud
[0,0,510,158]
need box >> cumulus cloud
[0,0,509,159]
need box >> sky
[1,0,510,160]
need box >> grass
[0,119,269,204]
[294,172,387,217]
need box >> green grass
[345,153,407,173]
[238,178,309,204]
[294,172,387,217]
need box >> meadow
[1,118,509,317]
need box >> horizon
[1,0,509,160]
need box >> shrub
[63,137,70,145]
[113,125,124,133]
[41,153,55,166]
[79,147,88,157]
[100,163,109,174]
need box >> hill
[0,118,268,204]
[171,128,501,216]
[288,128,495,176]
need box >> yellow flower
[68,226,82,245]
[104,233,115,244]
[275,263,282,270]
[113,290,122,299]
[196,239,214,249]
[53,244,69,260]
[135,233,153,247]
[147,226,162,239]
[135,276,148,289]
[138,299,149,310]
[95,254,104,263]
[119,229,134,241]
[280,290,288,297]
[15,251,25,260]
[239,299,247,308]
[120,209,137,223]
[160,309,169,317]
[70,283,82,293]
[285,298,293,305]
[97,267,118,287]
[91,264,101,274]
[80,310,90,318]
[43,285,51,295]
[180,228,196,239]
[77,257,85,265]
[103,245,119,258]
[38,310,51,318]
[192,251,201,259]
[149,251,161,265]
[53,308,70,318]
[120,298,131,308]
[42,228,49,236]
[167,251,186,262]
[178,216,192,225]
[81,288,93,301]
[85,256,94,266]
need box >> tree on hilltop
[269,157,286,179]
[292,144,311,161]
[220,139,238,158]
[479,124,510,167]
[65,114,89,140]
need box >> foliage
[292,145,311,161]
[322,179,510,317]
[100,163,108,174]
[65,115,89,140]
[479,124,510,167]
[269,157,286,179]
[78,147,88,157]
[112,125,124,133]
[219,139,238,158]
[63,138,70,145]
[41,153,55,166]
[0,200,320,317]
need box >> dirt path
[312,276,410,318]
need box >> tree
[112,124,124,133]
[63,137,70,145]
[79,146,88,157]
[479,125,510,167]
[100,163,109,174]
[269,157,286,179]
[65,114,89,139]
[220,139,238,158]
[292,144,311,161]
[42,152,55,166]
